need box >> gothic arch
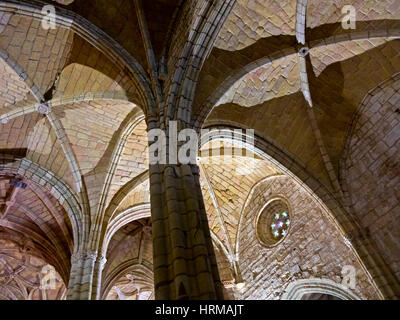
[281,278,361,300]
[200,126,383,299]
[340,72,400,291]
[101,260,153,300]
[0,158,83,249]
[102,204,151,256]
[0,0,155,114]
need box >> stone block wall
[343,74,400,283]
[236,175,380,300]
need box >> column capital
[71,249,98,263]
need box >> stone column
[137,0,236,300]
[148,118,223,300]
[91,255,107,300]
[66,250,98,300]
[150,163,223,299]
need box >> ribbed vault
[0,0,399,300]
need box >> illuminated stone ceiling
[0,0,399,300]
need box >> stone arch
[192,52,297,131]
[102,204,151,256]
[281,278,361,300]
[192,27,400,131]
[88,109,146,249]
[101,260,153,300]
[0,158,83,251]
[201,126,349,240]
[0,48,43,102]
[340,72,400,287]
[95,170,149,253]
[0,233,68,300]
[0,0,156,115]
[236,174,380,300]
[200,126,384,299]
[163,0,237,123]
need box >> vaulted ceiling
[0,0,399,299]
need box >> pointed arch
[282,278,361,300]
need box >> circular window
[256,198,291,247]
